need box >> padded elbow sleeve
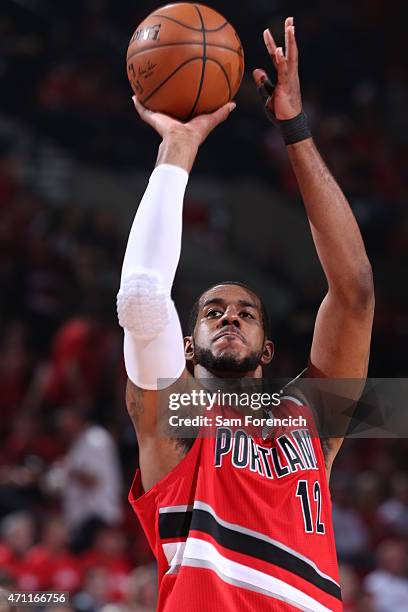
[117,270,185,389]
[117,270,170,341]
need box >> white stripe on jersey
[181,537,334,612]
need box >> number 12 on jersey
[296,480,325,534]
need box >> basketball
[126,3,244,121]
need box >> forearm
[121,163,187,287]
[121,133,197,285]
[288,139,373,299]
[118,134,196,388]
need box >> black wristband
[278,111,312,145]
[256,76,311,145]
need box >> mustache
[213,327,246,343]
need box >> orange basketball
[126,3,244,121]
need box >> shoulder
[280,376,332,462]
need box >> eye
[240,311,254,319]
[206,309,223,318]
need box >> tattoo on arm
[126,380,144,421]
[321,438,331,464]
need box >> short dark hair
[187,281,270,337]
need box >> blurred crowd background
[1,0,408,610]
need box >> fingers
[252,68,275,113]
[263,28,277,56]
[132,95,145,116]
[252,68,268,87]
[285,17,298,66]
[284,17,293,59]
[272,45,288,87]
[263,29,278,69]
[275,47,285,67]
[264,18,298,73]
[132,95,154,125]
[263,28,286,77]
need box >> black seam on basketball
[153,13,228,33]
[153,13,203,31]
[127,42,243,63]
[207,43,242,56]
[142,57,201,105]
[206,20,228,32]
[185,5,206,121]
[206,57,231,101]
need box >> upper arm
[125,377,159,440]
[309,285,374,470]
[125,369,193,491]
[310,287,374,379]
[126,367,193,439]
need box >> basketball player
[117,18,374,611]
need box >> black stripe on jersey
[159,508,341,601]
[159,510,192,539]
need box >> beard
[194,345,262,374]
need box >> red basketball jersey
[129,394,342,611]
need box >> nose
[219,306,240,328]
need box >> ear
[260,339,274,366]
[184,336,195,362]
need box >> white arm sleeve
[117,164,188,390]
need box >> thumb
[188,102,236,142]
[211,101,237,125]
[199,101,236,134]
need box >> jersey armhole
[128,432,202,509]
[281,370,332,464]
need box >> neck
[194,364,263,388]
